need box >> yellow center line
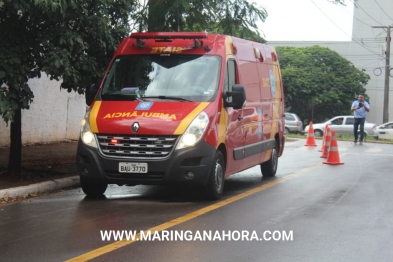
[66,162,322,262]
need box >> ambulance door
[239,60,263,170]
[255,48,276,164]
[224,59,244,174]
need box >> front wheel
[314,129,323,137]
[261,142,278,177]
[80,177,107,197]
[204,151,225,200]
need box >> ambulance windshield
[101,55,221,102]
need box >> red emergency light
[131,32,209,50]
[130,32,208,40]
[110,139,118,144]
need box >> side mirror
[85,83,99,106]
[224,84,246,110]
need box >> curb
[0,176,80,199]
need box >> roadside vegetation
[286,133,393,144]
[277,45,370,125]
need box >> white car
[376,121,393,140]
[303,115,378,138]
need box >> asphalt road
[1,139,392,262]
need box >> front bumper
[76,138,216,186]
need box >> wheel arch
[275,133,283,157]
[217,143,227,168]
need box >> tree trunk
[8,108,22,175]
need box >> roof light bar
[130,32,208,40]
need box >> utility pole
[372,26,391,123]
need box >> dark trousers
[354,117,366,141]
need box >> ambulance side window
[225,60,236,103]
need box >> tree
[0,0,134,175]
[276,45,370,123]
[130,0,267,40]
[129,0,354,39]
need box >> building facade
[269,0,393,125]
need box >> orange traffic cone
[318,124,329,152]
[305,121,317,146]
[320,126,331,158]
[323,131,344,165]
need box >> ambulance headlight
[80,109,97,148]
[182,133,197,146]
[176,111,209,150]
[82,131,94,145]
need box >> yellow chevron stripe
[217,105,228,148]
[89,101,101,133]
[173,102,209,134]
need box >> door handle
[237,115,243,121]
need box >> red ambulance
[77,32,285,199]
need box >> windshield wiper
[101,93,145,101]
[142,96,192,102]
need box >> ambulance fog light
[82,131,94,144]
[185,172,195,179]
[182,134,197,146]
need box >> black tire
[284,128,290,135]
[205,151,225,200]
[80,177,107,197]
[261,142,278,177]
[314,129,323,137]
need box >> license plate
[119,162,148,173]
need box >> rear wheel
[80,177,107,197]
[261,142,278,177]
[205,151,225,200]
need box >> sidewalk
[0,141,80,200]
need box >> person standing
[350,93,370,145]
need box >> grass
[286,133,393,144]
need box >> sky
[253,0,354,41]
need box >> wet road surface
[1,139,393,262]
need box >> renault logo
[132,122,140,132]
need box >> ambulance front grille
[97,134,179,159]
